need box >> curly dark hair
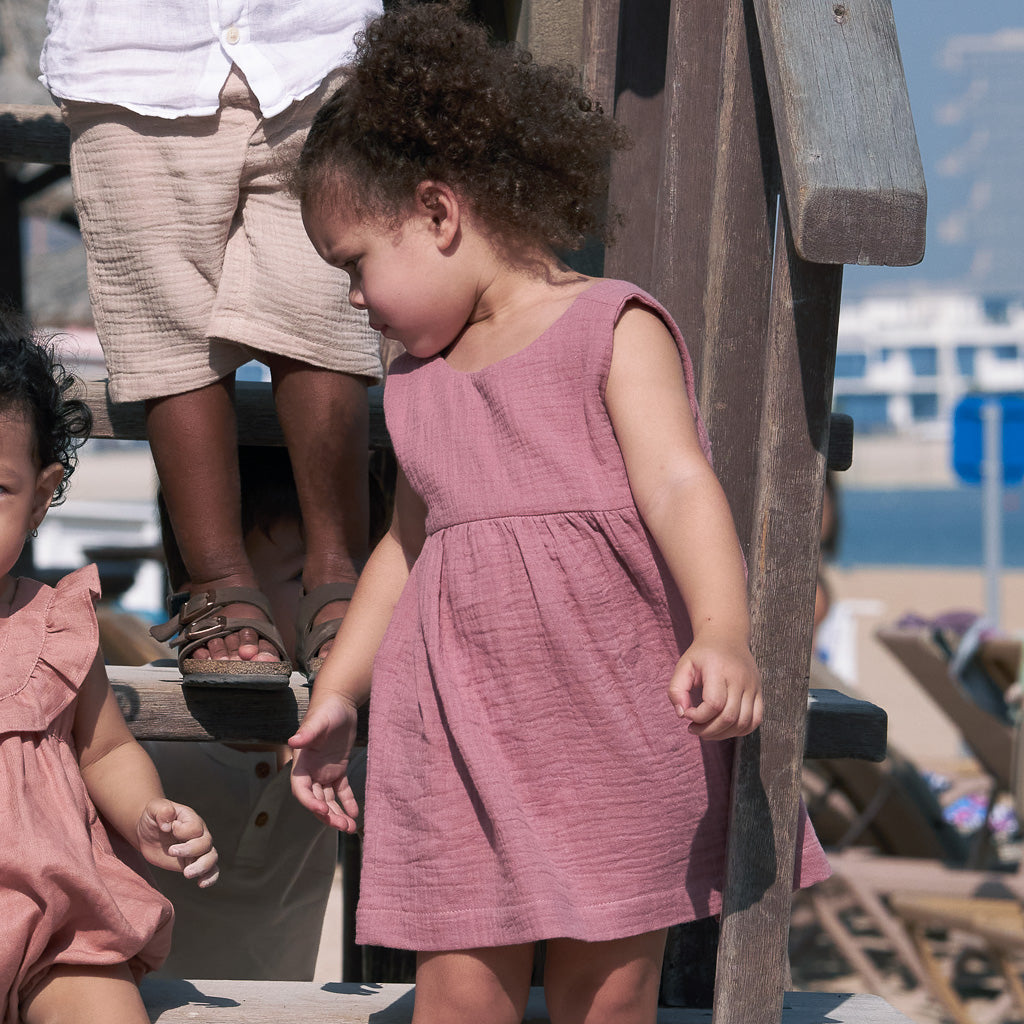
[293,1,630,253]
[0,309,92,507]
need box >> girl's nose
[348,286,366,311]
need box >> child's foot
[150,581,292,687]
[183,575,281,661]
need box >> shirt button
[255,761,271,779]
[254,811,270,827]
[225,26,240,44]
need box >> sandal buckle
[182,615,228,642]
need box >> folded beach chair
[798,654,1011,1010]
[800,636,1024,1023]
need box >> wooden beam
[109,663,372,745]
[752,0,926,266]
[0,104,70,165]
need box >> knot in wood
[832,3,848,22]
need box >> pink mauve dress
[0,566,172,1023]
[358,278,830,951]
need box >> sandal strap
[295,582,357,627]
[149,586,276,644]
[174,617,289,663]
[294,582,357,673]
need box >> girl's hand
[289,692,361,833]
[669,635,763,740]
[137,799,220,888]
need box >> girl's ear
[31,462,64,532]
[414,181,460,250]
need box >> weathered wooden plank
[139,980,914,1024]
[0,104,69,166]
[600,0,671,292]
[715,211,843,1024]
[110,663,369,746]
[109,663,882,758]
[579,0,621,115]
[751,0,926,266]
[111,664,310,743]
[75,379,389,450]
[658,0,779,556]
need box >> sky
[842,0,1024,298]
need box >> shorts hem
[210,315,383,384]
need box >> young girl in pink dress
[289,6,829,1022]
[0,319,219,1024]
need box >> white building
[834,291,1024,436]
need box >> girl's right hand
[289,692,361,832]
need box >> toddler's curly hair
[0,310,92,507]
[294,1,630,253]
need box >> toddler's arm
[290,467,426,830]
[605,303,762,741]
[73,652,219,886]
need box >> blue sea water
[836,487,1024,568]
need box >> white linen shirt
[39,0,382,118]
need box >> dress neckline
[438,278,606,378]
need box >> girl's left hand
[669,636,763,740]
[137,798,220,888]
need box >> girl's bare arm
[303,465,426,710]
[604,303,762,739]
[74,653,219,884]
[289,466,426,829]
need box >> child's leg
[146,378,278,661]
[543,928,668,1024]
[412,943,535,1024]
[268,355,371,655]
[22,963,149,1024]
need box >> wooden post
[714,210,842,1024]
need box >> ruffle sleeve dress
[357,279,830,951]
[0,566,172,1023]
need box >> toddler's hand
[289,692,361,833]
[137,799,219,888]
[669,634,763,740]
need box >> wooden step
[140,979,915,1024]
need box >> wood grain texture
[663,0,779,556]
[138,979,915,1024]
[580,0,621,115]
[75,379,390,450]
[751,0,926,266]
[109,664,370,745]
[0,105,70,166]
[601,0,671,292]
[715,212,843,1024]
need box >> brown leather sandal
[294,581,357,683]
[150,587,292,688]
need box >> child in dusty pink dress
[0,317,219,1024]
[288,7,829,1023]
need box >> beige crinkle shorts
[62,67,381,403]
